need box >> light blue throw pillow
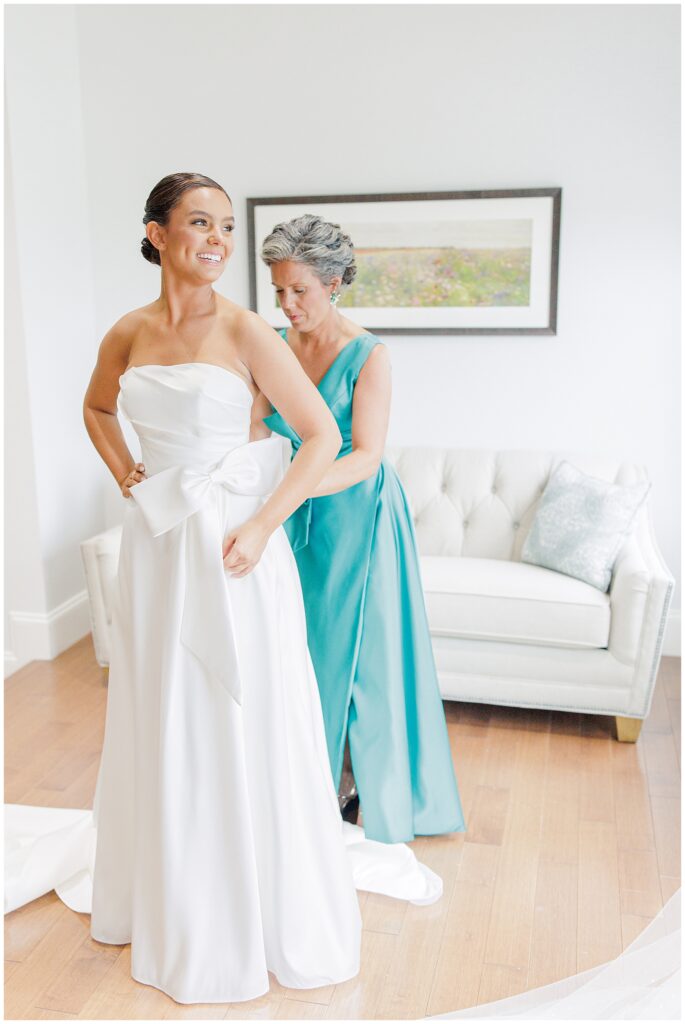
[521,460,651,591]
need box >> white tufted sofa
[384,447,674,742]
[81,447,673,744]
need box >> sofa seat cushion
[420,556,611,650]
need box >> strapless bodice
[117,363,285,707]
[118,363,253,475]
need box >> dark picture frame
[247,188,561,336]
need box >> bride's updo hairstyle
[260,214,357,289]
[141,172,231,265]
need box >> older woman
[259,215,466,844]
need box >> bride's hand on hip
[119,463,146,498]
[223,518,270,578]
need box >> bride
[81,172,362,1003]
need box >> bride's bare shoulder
[217,297,279,347]
[111,302,159,337]
[98,303,157,366]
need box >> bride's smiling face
[147,187,235,280]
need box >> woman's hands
[222,517,271,578]
[119,463,147,497]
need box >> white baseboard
[4,650,20,676]
[662,610,681,657]
[4,590,91,678]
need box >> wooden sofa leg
[615,716,643,742]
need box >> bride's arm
[256,341,391,492]
[223,312,341,576]
[83,320,146,497]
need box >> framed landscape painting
[247,188,561,335]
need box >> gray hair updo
[260,213,357,288]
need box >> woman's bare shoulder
[341,315,370,344]
[99,303,157,363]
[355,337,391,384]
[217,298,279,346]
[111,301,160,336]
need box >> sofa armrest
[80,526,122,667]
[609,505,674,693]
[609,536,651,664]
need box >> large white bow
[130,437,285,706]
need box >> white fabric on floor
[4,804,442,918]
[5,804,97,914]
[429,888,681,1020]
[343,821,442,904]
[7,803,677,1017]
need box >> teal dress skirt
[264,330,466,844]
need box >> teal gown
[264,330,466,844]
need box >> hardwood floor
[4,637,681,1019]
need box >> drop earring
[330,291,340,306]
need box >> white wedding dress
[4,361,443,1005]
[91,362,363,1003]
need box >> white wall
[5,5,105,670]
[5,3,681,668]
[75,2,683,636]
[4,128,50,673]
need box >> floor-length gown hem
[129,960,362,1006]
[92,932,362,1004]
[130,972,270,1007]
[91,930,130,947]
[270,963,361,992]
[381,819,467,845]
